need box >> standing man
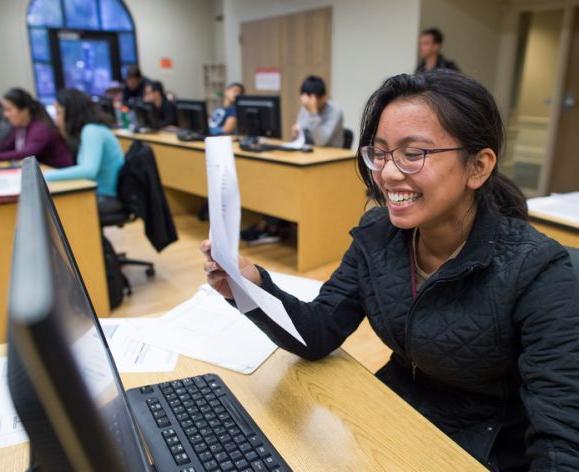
[415,28,460,73]
[293,75,344,148]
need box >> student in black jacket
[202,71,579,471]
[143,81,177,128]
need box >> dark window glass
[119,33,136,63]
[59,38,113,96]
[100,0,133,31]
[27,0,63,27]
[29,28,51,61]
[63,0,100,30]
[34,63,56,98]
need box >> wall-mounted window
[27,0,138,103]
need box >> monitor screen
[8,158,149,471]
[236,95,281,139]
[176,100,209,135]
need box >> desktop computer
[134,101,161,133]
[176,100,209,142]
[7,157,290,471]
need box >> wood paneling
[241,8,332,141]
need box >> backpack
[102,236,130,309]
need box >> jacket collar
[351,204,501,278]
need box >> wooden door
[241,7,332,140]
[551,8,579,193]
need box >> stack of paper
[527,192,579,225]
[0,168,21,198]
[0,357,29,448]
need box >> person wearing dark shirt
[415,28,459,73]
[0,88,73,168]
[122,65,150,105]
[208,82,245,135]
[143,81,177,128]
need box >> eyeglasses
[360,145,465,175]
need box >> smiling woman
[202,71,579,471]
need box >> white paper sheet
[0,357,29,448]
[0,169,22,197]
[99,318,178,373]
[204,136,306,345]
[527,192,579,225]
[269,271,322,302]
[279,128,306,150]
[140,287,278,374]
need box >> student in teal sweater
[44,89,124,198]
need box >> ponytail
[477,171,528,220]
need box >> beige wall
[0,0,215,99]
[419,0,505,93]
[221,0,421,142]
[517,9,564,118]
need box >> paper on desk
[0,168,22,197]
[280,128,306,150]
[140,286,278,374]
[99,318,178,373]
[0,357,28,448]
[527,192,579,225]
[205,136,306,345]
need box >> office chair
[99,198,155,279]
[343,128,354,149]
[566,246,579,279]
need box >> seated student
[0,88,73,167]
[204,71,579,470]
[208,82,245,135]
[122,65,150,106]
[143,80,177,128]
[241,76,344,244]
[293,75,344,148]
[44,89,124,210]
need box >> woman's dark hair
[148,80,167,99]
[357,71,528,220]
[300,75,326,97]
[3,88,53,126]
[56,88,112,154]
[126,65,143,80]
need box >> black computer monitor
[7,157,150,471]
[176,99,209,135]
[134,101,160,131]
[92,95,116,124]
[236,95,281,139]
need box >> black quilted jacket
[244,205,579,471]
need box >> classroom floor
[106,215,392,374]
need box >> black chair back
[343,128,354,150]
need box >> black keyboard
[129,374,291,472]
[177,130,206,142]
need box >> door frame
[503,0,577,195]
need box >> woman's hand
[200,240,262,299]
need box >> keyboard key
[214,406,226,414]
[198,451,212,462]
[205,434,218,446]
[183,399,194,407]
[175,387,187,395]
[228,426,241,436]
[201,387,211,395]
[161,387,174,395]
[215,451,229,462]
[153,410,167,419]
[159,382,172,389]
[193,442,208,453]
[224,419,235,429]
[171,380,184,389]
[208,419,221,428]
[217,433,231,443]
[229,450,243,461]
[180,419,193,429]
[184,426,197,436]
[213,426,226,435]
[146,397,160,405]
[174,452,190,465]
[256,445,268,457]
[245,451,259,462]
[180,467,196,472]
[177,412,189,421]
[234,434,246,444]
[204,412,217,421]
[169,399,182,408]
[166,393,178,401]
[239,442,252,453]
[235,459,250,469]
[209,443,223,454]
[263,455,278,469]
[149,403,163,412]
[224,442,237,452]
[248,435,263,447]
[170,444,184,454]
[188,433,203,445]
[182,378,194,386]
[203,459,219,471]
[251,459,267,471]
[220,460,235,471]
[166,436,180,446]
[199,427,212,437]
[139,385,153,394]
[156,417,171,428]
[162,428,176,438]
[194,420,208,429]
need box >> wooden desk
[0,345,483,471]
[529,209,579,248]
[0,179,109,342]
[115,130,366,272]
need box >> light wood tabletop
[115,130,367,272]
[529,210,579,248]
[0,178,110,341]
[114,129,356,166]
[0,343,484,471]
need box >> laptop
[7,157,290,472]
